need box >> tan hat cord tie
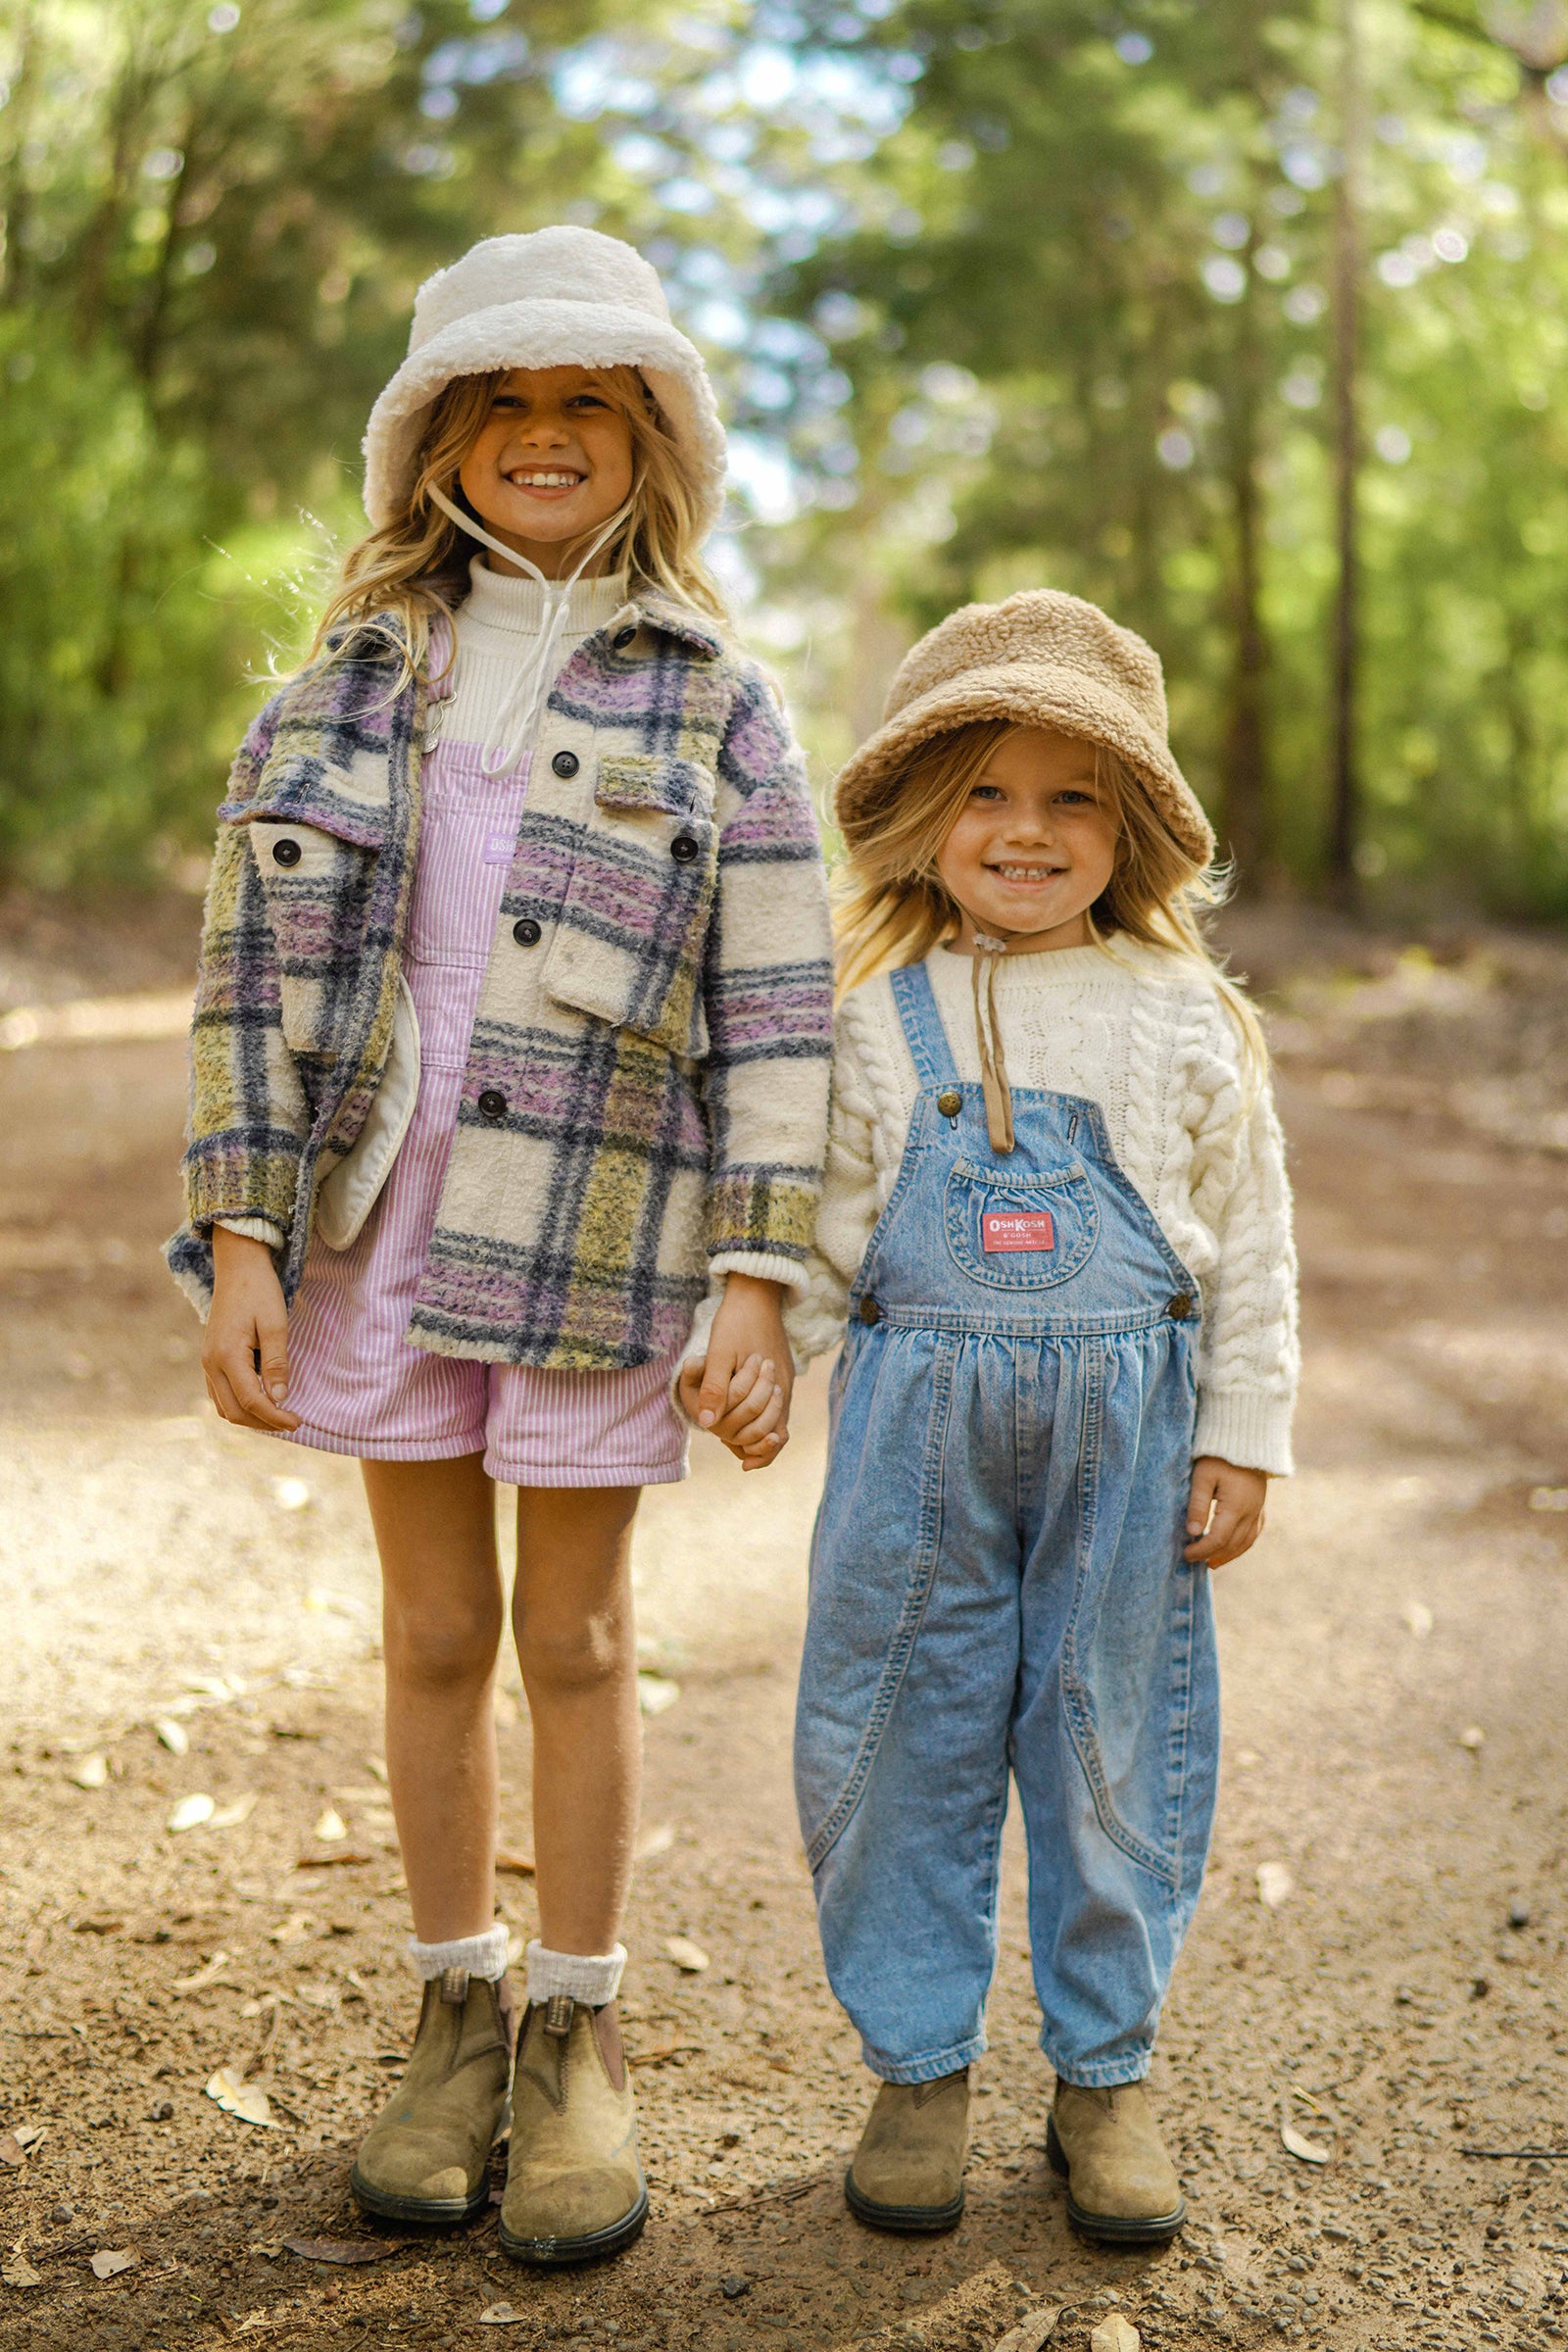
[970,930,1015,1155]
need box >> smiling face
[934,725,1119,954]
[456,365,636,578]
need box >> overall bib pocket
[246,818,379,1060]
[542,754,717,1056]
[942,1155,1100,1291]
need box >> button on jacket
[167,589,835,1372]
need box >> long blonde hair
[304,365,725,683]
[835,719,1268,1082]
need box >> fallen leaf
[205,2069,278,2129]
[1401,1600,1434,1639]
[636,1672,681,1716]
[270,1912,314,1945]
[186,1673,238,1699]
[172,1950,230,1994]
[2,2250,41,2289]
[282,2236,407,2266]
[249,2239,284,2259]
[11,2128,43,2152]
[1255,1860,1294,1909]
[664,1935,710,1974]
[997,2310,1064,2352]
[270,1476,312,1511]
[69,1754,109,1791]
[0,2140,24,2169]
[295,1849,372,1869]
[210,1793,259,1830]
[635,1822,676,1861]
[155,1717,189,1757]
[365,1754,389,1784]
[168,1792,215,1833]
[313,1807,347,1842]
[90,2250,137,2279]
[478,2304,528,2327]
[1458,1724,1486,1751]
[495,1849,535,1877]
[1089,2319,1139,2352]
[1282,2122,1332,2164]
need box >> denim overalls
[795,961,1220,2089]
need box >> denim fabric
[795,960,1219,2088]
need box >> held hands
[202,1226,302,1433]
[678,1272,793,1473]
[1184,1455,1267,1566]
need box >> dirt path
[2,927,1568,2352]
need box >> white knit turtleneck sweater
[790,940,1298,1476]
[437,557,629,754]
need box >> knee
[384,1595,502,1695]
[514,1605,630,1700]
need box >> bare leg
[363,1454,505,1944]
[512,1486,642,1955]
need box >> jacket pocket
[541,755,716,1057]
[246,818,377,1060]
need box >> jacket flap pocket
[247,818,371,879]
[224,751,390,852]
[595,755,710,818]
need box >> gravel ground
[1,913,1567,2352]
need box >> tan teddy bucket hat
[834,589,1215,867]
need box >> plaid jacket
[167,589,834,1370]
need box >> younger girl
[168,228,832,2265]
[789,591,1297,2243]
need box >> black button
[552,750,579,778]
[270,837,302,867]
[513,918,542,947]
[612,625,637,650]
[936,1089,962,1119]
[670,833,700,865]
[477,1089,508,1121]
[858,1295,881,1326]
[1167,1293,1193,1321]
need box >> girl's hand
[203,1225,302,1433]
[678,1273,793,1471]
[1184,1456,1267,1565]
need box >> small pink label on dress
[982,1210,1055,1252]
[483,833,516,865]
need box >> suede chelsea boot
[351,1967,515,2225]
[499,1996,648,2267]
[1047,2079,1185,2244]
[845,2070,969,2232]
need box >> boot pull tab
[440,1966,470,2006]
[543,1993,574,2038]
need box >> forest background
[3,0,1567,915]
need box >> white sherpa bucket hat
[362,226,727,534]
[835,589,1215,867]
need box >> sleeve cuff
[213,1214,286,1251]
[707,1250,808,1300]
[1194,1389,1295,1478]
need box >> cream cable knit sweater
[792,941,1298,1477]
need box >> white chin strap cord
[427,484,634,778]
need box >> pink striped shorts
[279,739,689,1489]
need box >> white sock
[525,1938,626,2008]
[406,1923,511,1982]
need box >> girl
[168,228,832,2266]
[787,591,1297,2244]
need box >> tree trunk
[1222,205,1270,889]
[1327,0,1364,903]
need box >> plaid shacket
[167,588,835,1370]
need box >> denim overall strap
[889,959,959,1088]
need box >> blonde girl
[788,592,1297,2244]
[169,230,832,2265]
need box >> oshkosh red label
[982,1210,1055,1252]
